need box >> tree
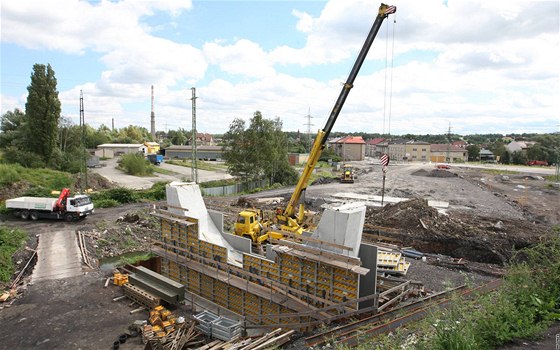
[24,64,61,164]
[0,108,26,148]
[466,145,480,162]
[222,111,297,184]
[501,150,511,164]
[511,150,527,165]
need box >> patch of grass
[199,178,239,188]
[118,252,154,266]
[544,175,559,182]
[0,226,28,282]
[308,170,338,185]
[152,167,177,175]
[167,159,226,172]
[0,163,74,192]
[480,169,519,175]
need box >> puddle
[99,251,151,272]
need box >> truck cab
[67,195,95,217]
[234,209,269,243]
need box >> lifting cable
[382,12,397,136]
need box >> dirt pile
[365,198,551,264]
[311,176,338,185]
[81,209,160,259]
[411,169,457,178]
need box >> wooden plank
[250,330,295,350]
[152,211,196,227]
[379,281,410,298]
[270,239,362,267]
[240,329,283,350]
[270,229,354,251]
[378,289,409,312]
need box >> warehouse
[165,145,224,161]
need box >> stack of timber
[123,283,160,309]
[186,328,295,350]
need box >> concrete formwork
[152,182,377,328]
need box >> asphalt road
[90,158,233,189]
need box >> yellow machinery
[234,3,397,243]
[340,164,355,183]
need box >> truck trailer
[6,188,94,221]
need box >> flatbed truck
[6,188,94,221]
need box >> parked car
[436,163,451,169]
[527,160,548,166]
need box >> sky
[1,0,559,137]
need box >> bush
[2,146,45,168]
[98,187,138,204]
[119,153,153,176]
[141,181,169,201]
[0,226,27,282]
[0,164,19,185]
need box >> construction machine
[234,3,397,243]
[6,188,94,221]
[340,164,355,183]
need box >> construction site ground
[1,162,558,349]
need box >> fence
[201,178,270,196]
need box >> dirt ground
[0,162,558,349]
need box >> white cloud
[1,0,558,135]
[293,9,314,33]
[203,39,275,78]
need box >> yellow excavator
[234,3,397,243]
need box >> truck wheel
[20,210,30,220]
[64,213,75,222]
[30,211,39,221]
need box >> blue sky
[1,0,559,136]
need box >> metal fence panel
[201,179,269,196]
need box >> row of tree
[1,63,557,179]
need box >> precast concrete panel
[165,182,242,265]
[310,202,366,258]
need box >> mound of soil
[365,198,551,264]
[411,169,457,178]
[311,177,338,185]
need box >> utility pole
[446,122,452,163]
[190,87,198,183]
[304,107,314,153]
[79,90,87,192]
[150,85,156,140]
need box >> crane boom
[283,3,396,219]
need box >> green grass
[152,167,177,175]
[308,170,338,185]
[0,226,28,283]
[344,234,560,350]
[544,175,559,182]
[166,159,227,172]
[0,163,74,191]
[480,168,519,175]
[118,252,154,266]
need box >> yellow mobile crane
[234,3,397,243]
